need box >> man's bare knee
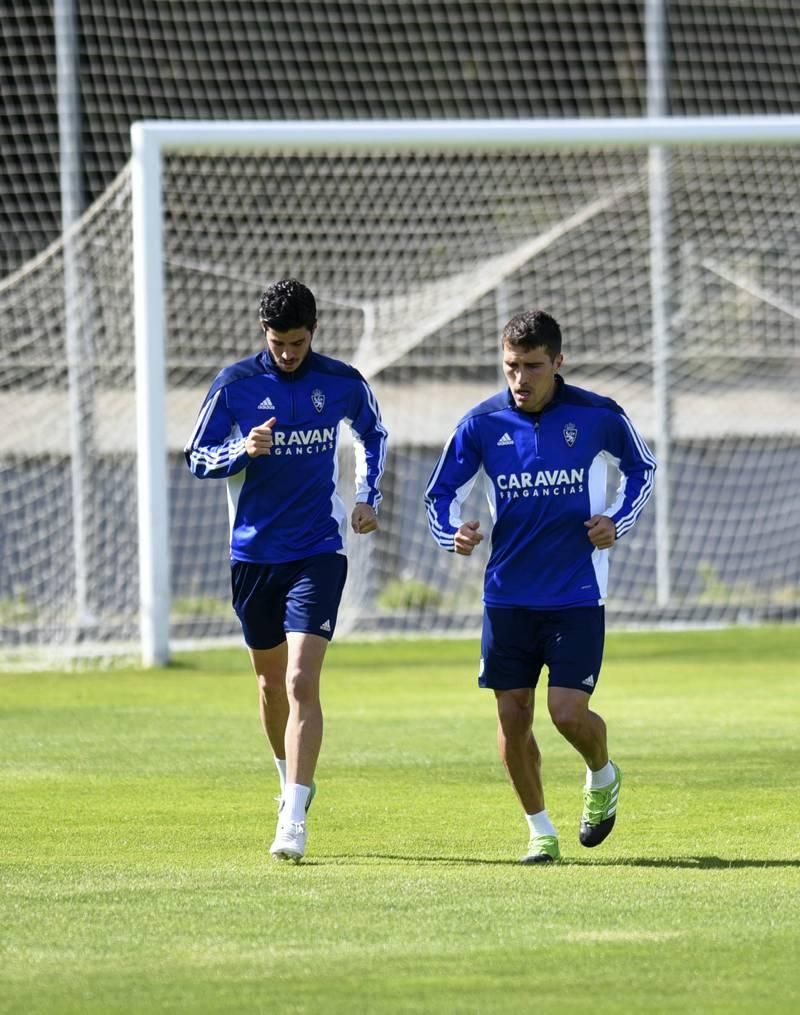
[496,693,533,738]
[285,668,320,706]
[548,699,586,740]
[257,670,286,699]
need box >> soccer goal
[2,116,800,668]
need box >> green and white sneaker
[580,762,621,848]
[521,834,561,865]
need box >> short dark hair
[502,310,562,359]
[259,278,317,331]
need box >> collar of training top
[259,348,315,380]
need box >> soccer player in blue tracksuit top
[185,279,387,863]
[425,310,655,863]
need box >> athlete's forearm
[185,437,249,478]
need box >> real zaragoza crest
[311,388,325,413]
[563,422,578,447]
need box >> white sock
[273,756,287,794]
[525,809,557,838]
[586,761,615,789]
[284,783,311,824]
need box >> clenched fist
[584,514,616,549]
[454,519,484,556]
[351,503,379,534]
[246,416,276,457]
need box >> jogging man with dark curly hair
[186,278,387,862]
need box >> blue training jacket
[185,350,387,564]
[424,376,656,609]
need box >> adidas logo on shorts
[320,619,331,632]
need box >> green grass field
[2,626,799,1013]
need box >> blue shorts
[479,605,605,693]
[231,553,348,650]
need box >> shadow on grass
[323,854,800,869]
[324,854,520,867]
[573,856,800,869]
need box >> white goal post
[130,116,800,666]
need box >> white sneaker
[269,820,307,862]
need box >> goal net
[2,119,799,667]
